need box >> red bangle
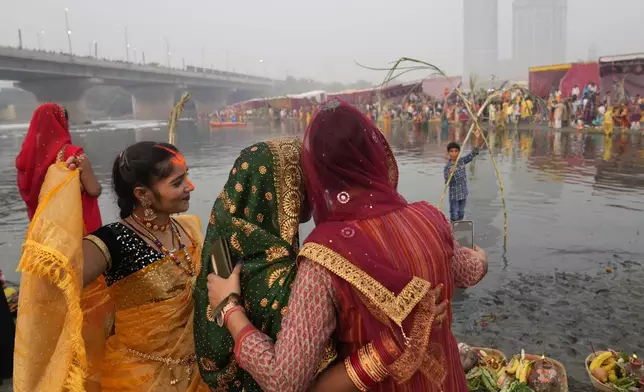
[344,356,368,391]
[223,305,244,327]
[350,351,377,389]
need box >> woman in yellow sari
[603,107,615,136]
[14,141,208,392]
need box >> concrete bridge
[0,46,273,122]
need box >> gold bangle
[366,343,389,380]
[344,356,369,391]
[76,153,88,163]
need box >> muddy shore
[452,255,644,391]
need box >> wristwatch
[216,296,242,327]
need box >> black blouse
[85,223,163,286]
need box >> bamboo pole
[168,92,191,145]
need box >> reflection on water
[1,120,643,386]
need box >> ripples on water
[1,120,643,386]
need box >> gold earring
[141,199,157,221]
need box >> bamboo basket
[524,353,569,392]
[585,352,613,392]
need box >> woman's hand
[207,264,242,310]
[460,245,487,261]
[430,283,449,326]
[471,245,487,262]
[65,156,81,171]
[65,156,87,192]
[463,245,488,275]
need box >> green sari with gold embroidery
[194,138,305,392]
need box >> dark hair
[63,108,69,122]
[447,142,461,152]
[112,141,180,219]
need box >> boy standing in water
[444,141,479,222]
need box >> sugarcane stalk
[449,89,509,246]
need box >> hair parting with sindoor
[111,141,180,219]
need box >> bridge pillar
[16,78,96,125]
[190,88,230,116]
[127,85,177,120]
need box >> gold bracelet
[344,356,369,391]
[212,293,241,316]
[216,297,242,327]
[76,153,88,163]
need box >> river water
[1,120,643,390]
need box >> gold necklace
[131,212,171,232]
[126,348,196,385]
[129,219,194,276]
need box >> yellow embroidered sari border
[299,242,431,326]
[266,138,302,246]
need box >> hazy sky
[1,0,642,83]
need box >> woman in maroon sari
[16,103,102,232]
[207,98,487,391]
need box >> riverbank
[452,254,643,390]
[387,117,636,135]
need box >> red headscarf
[302,98,405,224]
[16,103,71,220]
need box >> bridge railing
[0,45,273,86]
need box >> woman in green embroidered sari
[194,137,330,391]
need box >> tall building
[463,0,499,84]
[513,0,567,75]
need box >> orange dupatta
[14,164,88,392]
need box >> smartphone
[210,237,234,279]
[453,220,474,249]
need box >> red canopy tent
[529,63,572,97]
[560,62,599,98]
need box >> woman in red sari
[16,103,102,232]
[208,98,487,391]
